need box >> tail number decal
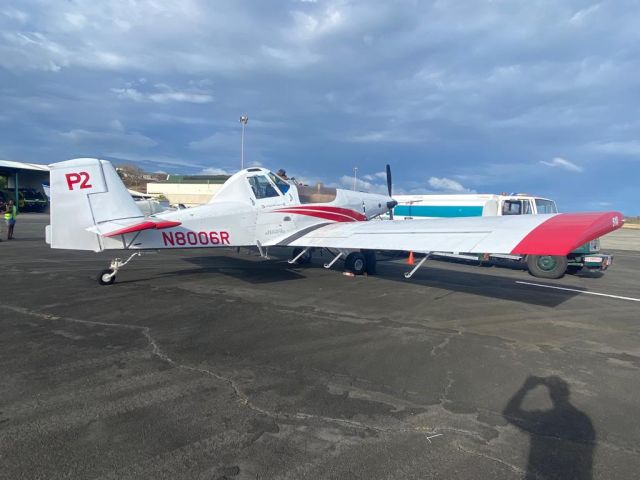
[162,231,230,247]
[65,172,92,190]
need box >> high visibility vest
[4,205,16,220]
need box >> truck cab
[498,195,556,216]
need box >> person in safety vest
[4,199,17,240]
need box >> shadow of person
[503,376,595,480]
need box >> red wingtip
[511,211,623,256]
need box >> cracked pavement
[1,214,639,479]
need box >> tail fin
[46,158,144,251]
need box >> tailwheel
[96,252,142,285]
[345,252,367,275]
[98,268,116,285]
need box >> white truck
[391,193,612,279]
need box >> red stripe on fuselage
[275,208,357,223]
[510,211,623,255]
[275,206,366,221]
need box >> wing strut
[288,247,311,264]
[404,253,431,279]
[324,250,344,269]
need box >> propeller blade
[385,164,392,197]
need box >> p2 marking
[65,172,92,190]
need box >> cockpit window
[535,199,558,214]
[502,200,523,215]
[247,175,280,199]
[268,172,290,194]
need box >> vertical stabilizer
[47,158,144,251]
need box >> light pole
[353,167,358,190]
[240,115,248,169]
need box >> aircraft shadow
[131,250,580,307]
[503,375,595,480]
[371,260,578,307]
[163,255,308,284]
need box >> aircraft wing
[272,212,623,256]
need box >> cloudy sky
[1,0,638,213]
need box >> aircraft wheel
[526,255,568,279]
[345,252,367,275]
[292,247,312,265]
[98,268,116,285]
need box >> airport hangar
[0,159,50,207]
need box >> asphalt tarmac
[1,214,639,479]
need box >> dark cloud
[0,0,638,213]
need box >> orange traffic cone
[406,251,415,265]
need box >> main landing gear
[290,248,431,278]
[344,250,377,275]
[289,248,377,275]
[97,252,142,285]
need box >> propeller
[385,164,397,219]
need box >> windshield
[247,175,280,199]
[268,172,290,194]
[535,199,558,214]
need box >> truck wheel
[292,247,312,265]
[526,255,568,279]
[345,252,367,275]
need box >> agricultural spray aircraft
[46,158,623,285]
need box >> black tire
[98,268,116,285]
[362,250,377,275]
[345,252,367,275]
[292,247,312,265]
[526,255,568,279]
[566,265,583,275]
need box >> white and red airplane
[46,158,623,285]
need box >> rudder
[47,158,144,251]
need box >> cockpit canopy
[245,169,291,198]
[245,169,337,204]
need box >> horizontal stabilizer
[88,219,182,237]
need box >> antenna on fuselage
[239,115,248,170]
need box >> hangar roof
[0,160,50,172]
